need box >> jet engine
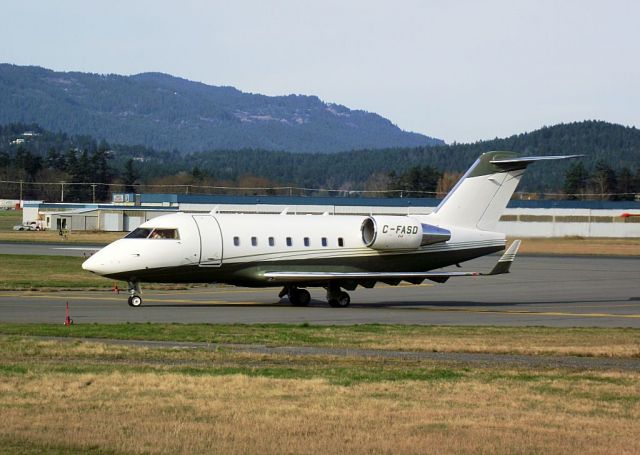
[361,216,451,250]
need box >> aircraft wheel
[329,291,350,308]
[128,295,143,307]
[289,289,311,306]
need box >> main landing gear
[127,280,143,307]
[280,286,311,306]
[279,284,351,308]
[326,284,350,308]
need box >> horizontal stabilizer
[490,155,582,171]
[482,240,521,276]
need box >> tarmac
[1,249,639,327]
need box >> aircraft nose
[82,251,105,274]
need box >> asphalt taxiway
[0,242,102,257]
[0,254,638,327]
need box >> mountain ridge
[0,63,443,153]
[2,120,639,194]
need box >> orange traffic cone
[65,302,73,326]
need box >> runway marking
[0,293,266,306]
[520,303,640,310]
[410,307,640,319]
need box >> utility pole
[60,182,65,202]
[19,180,23,204]
[91,184,96,203]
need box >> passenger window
[125,227,152,239]
[286,237,292,247]
[233,236,240,246]
[338,237,344,247]
[149,228,179,240]
[269,237,275,246]
[304,237,310,247]
[251,236,258,247]
[321,237,327,247]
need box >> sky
[1,0,638,143]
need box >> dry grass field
[2,323,639,359]
[0,336,638,454]
[515,236,640,256]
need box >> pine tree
[617,167,635,201]
[123,158,140,193]
[563,162,589,200]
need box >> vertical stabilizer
[431,152,579,231]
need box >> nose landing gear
[127,281,143,307]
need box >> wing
[263,240,521,285]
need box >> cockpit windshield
[125,228,153,239]
[149,228,180,240]
[125,227,180,240]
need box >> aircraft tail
[431,151,579,231]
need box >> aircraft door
[192,215,223,267]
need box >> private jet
[82,151,576,307]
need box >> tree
[46,148,66,171]
[389,165,442,198]
[617,167,635,201]
[14,147,42,181]
[123,158,140,193]
[563,162,589,200]
[436,172,463,198]
[191,166,204,181]
[91,147,112,201]
[591,160,617,200]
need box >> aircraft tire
[329,292,350,308]
[128,295,143,307]
[289,289,311,306]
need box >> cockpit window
[124,227,180,240]
[149,228,180,240]
[125,228,152,239]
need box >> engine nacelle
[361,216,451,250]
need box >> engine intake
[361,216,451,250]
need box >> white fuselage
[82,212,505,285]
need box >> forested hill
[2,121,639,194]
[181,120,640,192]
[0,64,442,153]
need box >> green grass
[0,335,624,387]
[0,254,114,289]
[0,323,638,357]
[0,335,465,385]
[0,437,122,455]
[0,210,21,230]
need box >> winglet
[483,240,521,276]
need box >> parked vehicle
[12,221,41,231]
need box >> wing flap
[262,240,522,284]
[262,270,479,282]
